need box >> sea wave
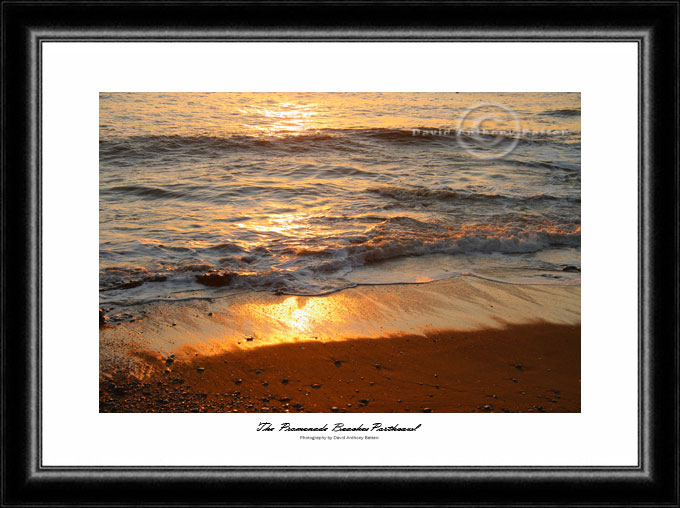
[367,186,580,205]
[540,108,581,117]
[102,185,193,201]
[100,219,581,295]
[99,127,577,161]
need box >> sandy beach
[100,277,580,413]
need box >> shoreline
[101,267,580,310]
[100,277,580,413]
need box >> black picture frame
[2,1,678,506]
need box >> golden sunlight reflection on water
[101,92,581,139]
[99,93,580,321]
[241,102,321,136]
[239,213,316,238]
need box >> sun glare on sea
[241,102,320,136]
[237,213,323,244]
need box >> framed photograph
[2,1,678,505]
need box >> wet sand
[100,322,579,413]
[100,277,580,413]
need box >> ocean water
[100,93,580,313]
